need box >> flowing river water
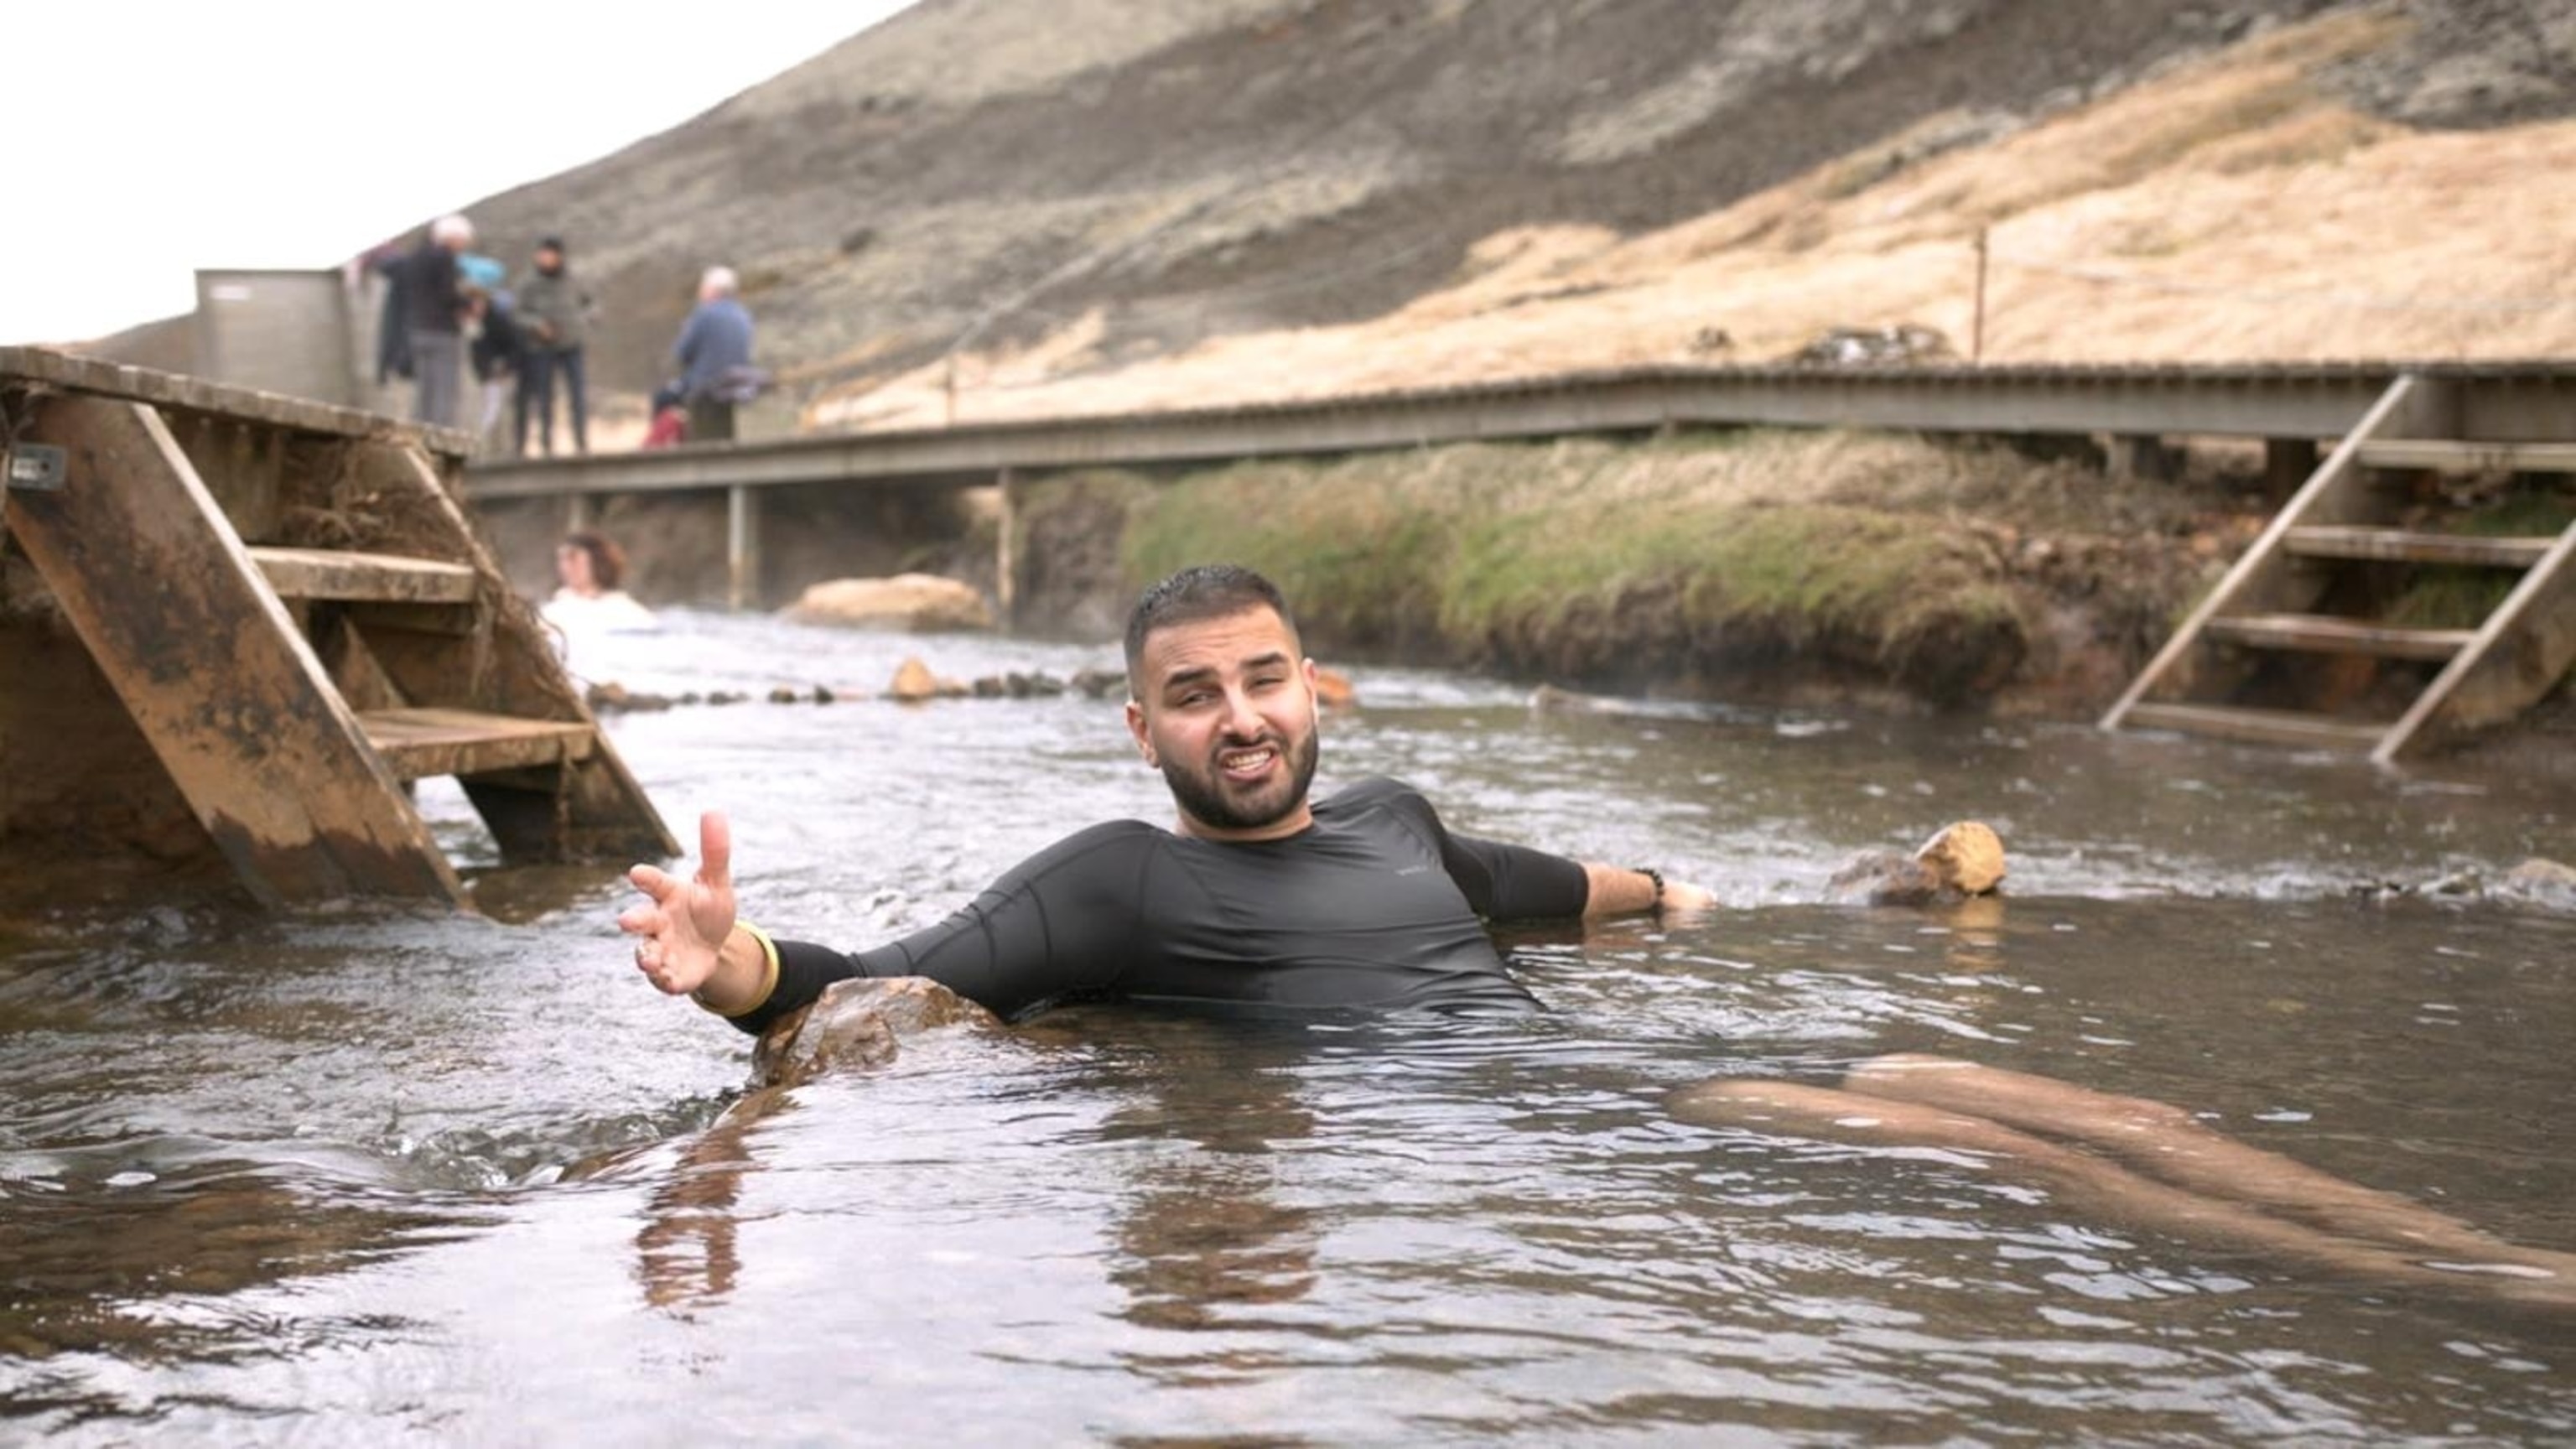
[3,610,2572,1444]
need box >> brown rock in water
[2499,858,2576,910]
[585,681,673,714]
[1069,667,1126,700]
[2506,858,2576,889]
[1530,683,1618,714]
[887,657,945,703]
[1827,821,2007,905]
[783,574,995,632]
[1826,851,1944,906]
[1916,821,2006,896]
[1313,667,1358,709]
[752,977,1005,1091]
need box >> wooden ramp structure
[2103,375,2576,764]
[1,346,674,908]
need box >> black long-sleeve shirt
[734,777,1592,1030]
[401,242,464,335]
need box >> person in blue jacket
[669,265,757,444]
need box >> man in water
[621,564,1713,1029]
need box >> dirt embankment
[993,427,2273,717]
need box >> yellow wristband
[693,921,782,1018]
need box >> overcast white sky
[3,3,916,345]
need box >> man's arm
[671,309,703,371]
[622,815,1156,1033]
[1389,778,1714,920]
[1579,862,1716,917]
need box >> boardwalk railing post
[1972,228,1990,364]
[995,466,1017,631]
[727,483,760,611]
[566,491,591,534]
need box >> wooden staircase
[2103,376,2576,764]
[1,346,674,907]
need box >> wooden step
[2283,526,2557,569]
[249,546,477,603]
[2202,612,2476,661]
[2122,703,2390,751]
[358,708,595,782]
[2356,439,2576,475]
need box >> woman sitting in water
[543,529,658,636]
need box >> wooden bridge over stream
[467,357,2576,766]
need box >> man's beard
[1159,719,1320,834]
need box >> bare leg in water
[1670,1056,2576,1313]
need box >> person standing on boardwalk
[670,266,755,444]
[513,236,591,456]
[401,215,476,428]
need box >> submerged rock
[585,681,673,714]
[2408,857,2576,911]
[751,977,1005,1092]
[1827,821,2008,906]
[969,671,1072,699]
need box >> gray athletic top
[735,776,1593,1029]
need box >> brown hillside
[823,8,2576,428]
[86,0,2576,434]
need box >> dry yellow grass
[808,9,2576,434]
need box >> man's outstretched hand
[621,811,737,997]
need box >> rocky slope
[278,0,2574,434]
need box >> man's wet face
[1127,605,1320,840]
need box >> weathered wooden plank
[1,344,470,454]
[346,439,678,861]
[2358,439,2576,474]
[2376,521,2576,762]
[346,600,483,636]
[313,614,408,714]
[357,708,595,782]
[2202,613,2475,661]
[9,395,464,906]
[2283,527,2555,569]
[250,546,478,603]
[2122,703,2389,751]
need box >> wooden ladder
[2101,375,2576,764]
[1,348,674,907]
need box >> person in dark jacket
[402,215,476,427]
[467,285,526,454]
[670,265,756,444]
[513,236,591,455]
[366,236,416,386]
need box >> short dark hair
[1123,564,1297,690]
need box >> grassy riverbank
[1016,428,2257,714]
